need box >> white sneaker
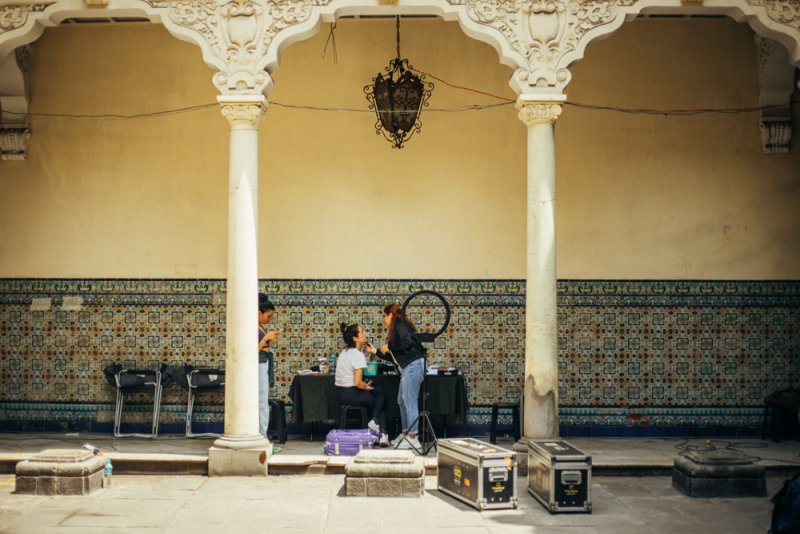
[390,433,407,447]
[397,436,421,450]
[367,419,380,434]
[378,434,390,447]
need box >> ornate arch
[1,0,799,96]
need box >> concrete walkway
[0,432,798,533]
[0,472,790,533]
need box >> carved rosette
[449,0,637,91]
[747,0,800,31]
[516,100,563,125]
[0,3,51,34]
[146,0,331,95]
[219,99,268,128]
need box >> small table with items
[288,372,468,436]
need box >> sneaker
[397,436,421,450]
[367,419,381,434]
[378,434,390,447]
[390,433,407,447]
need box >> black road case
[437,438,518,510]
[527,439,592,513]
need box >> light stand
[390,290,451,456]
[388,349,438,456]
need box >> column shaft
[517,96,564,440]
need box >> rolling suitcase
[324,429,378,456]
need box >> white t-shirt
[335,348,367,388]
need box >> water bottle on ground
[82,443,100,455]
[103,459,113,488]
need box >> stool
[490,403,521,444]
[340,404,369,429]
[269,399,288,444]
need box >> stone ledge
[672,454,767,498]
[344,450,425,497]
[15,449,105,495]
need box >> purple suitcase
[324,429,378,456]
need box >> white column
[209,95,269,475]
[517,95,564,440]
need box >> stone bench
[672,451,766,498]
[345,449,425,497]
[16,449,106,495]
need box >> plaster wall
[0,18,798,279]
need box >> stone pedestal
[672,451,766,498]
[344,450,425,497]
[16,449,106,495]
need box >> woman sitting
[335,323,390,447]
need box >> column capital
[515,95,566,126]
[218,95,268,128]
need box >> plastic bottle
[103,459,113,488]
[328,355,336,373]
[318,356,327,374]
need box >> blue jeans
[398,358,424,434]
[258,361,269,437]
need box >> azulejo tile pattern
[0,279,797,433]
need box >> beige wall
[0,18,798,279]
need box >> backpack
[770,472,800,534]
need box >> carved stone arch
[549,0,800,79]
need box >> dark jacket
[377,319,426,369]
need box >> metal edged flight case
[437,438,518,511]
[527,439,592,514]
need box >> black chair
[185,368,225,438]
[269,399,288,444]
[489,402,521,444]
[763,389,800,442]
[339,404,369,429]
[103,363,173,438]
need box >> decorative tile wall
[0,279,797,434]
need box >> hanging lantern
[364,17,434,149]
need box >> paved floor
[1,432,798,533]
[0,472,789,534]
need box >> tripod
[387,349,437,456]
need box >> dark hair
[258,293,275,314]
[340,322,360,348]
[383,304,417,341]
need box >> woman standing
[258,293,280,440]
[335,323,389,447]
[371,304,426,450]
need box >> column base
[208,434,271,476]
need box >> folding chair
[185,368,225,438]
[104,363,171,438]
